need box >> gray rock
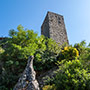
[13,56,40,90]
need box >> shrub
[0,47,4,54]
[74,41,90,72]
[55,59,90,90]
[58,46,79,61]
[74,40,86,55]
[34,38,61,71]
[42,84,56,90]
[74,41,90,61]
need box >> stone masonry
[41,11,69,46]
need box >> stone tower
[41,11,69,46]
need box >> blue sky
[0,0,90,45]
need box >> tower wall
[41,11,69,46]
[41,14,50,38]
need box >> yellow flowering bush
[60,46,79,60]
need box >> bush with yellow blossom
[58,46,79,60]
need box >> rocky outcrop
[13,56,40,90]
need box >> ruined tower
[41,11,69,46]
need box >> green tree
[34,38,61,71]
[0,25,46,89]
[0,25,61,90]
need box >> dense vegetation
[0,25,90,90]
[0,25,61,90]
[43,42,90,90]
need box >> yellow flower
[64,47,68,50]
[75,49,79,57]
[73,48,79,57]
[74,48,77,51]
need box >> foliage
[0,25,61,89]
[74,40,90,60]
[0,47,5,55]
[42,84,56,90]
[74,40,86,55]
[34,38,61,71]
[1,25,90,90]
[55,59,90,90]
[74,41,90,71]
[58,46,79,61]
